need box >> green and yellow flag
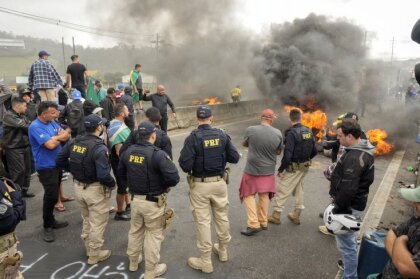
[130,70,140,103]
[86,77,100,105]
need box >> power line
[0,6,155,41]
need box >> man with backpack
[58,89,85,138]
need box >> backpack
[66,101,84,131]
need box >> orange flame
[192,98,202,106]
[284,105,328,141]
[203,96,222,105]
[366,129,394,156]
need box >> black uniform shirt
[142,93,176,117]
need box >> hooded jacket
[329,139,375,212]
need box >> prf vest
[191,128,227,178]
[69,135,103,184]
[125,144,164,196]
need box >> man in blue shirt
[29,101,71,242]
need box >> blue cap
[137,121,157,135]
[197,105,212,119]
[84,114,107,128]
[117,83,125,89]
[38,50,51,57]
[72,89,82,100]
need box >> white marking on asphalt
[21,252,48,273]
[359,150,406,235]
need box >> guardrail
[135,99,276,131]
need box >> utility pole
[151,33,164,86]
[72,37,75,55]
[390,37,395,64]
[61,37,66,73]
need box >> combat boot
[212,243,228,262]
[268,211,281,224]
[288,209,302,225]
[129,255,143,272]
[88,249,111,265]
[187,256,214,273]
[144,263,167,279]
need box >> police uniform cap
[84,114,107,128]
[137,121,157,135]
[197,106,212,119]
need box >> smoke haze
[89,0,259,102]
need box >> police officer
[56,114,116,265]
[179,105,240,273]
[118,121,179,278]
[0,178,25,279]
[268,108,317,225]
[120,107,172,159]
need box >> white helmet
[323,204,362,235]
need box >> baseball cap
[117,83,125,89]
[137,121,157,135]
[333,112,359,127]
[401,186,420,203]
[197,106,212,119]
[38,50,51,57]
[261,109,276,119]
[72,89,82,100]
[19,88,31,97]
[92,107,103,115]
[84,114,107,128]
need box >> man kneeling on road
[381,186,420,278]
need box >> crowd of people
[0,42,420,279]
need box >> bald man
[142,85,176,132]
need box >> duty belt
[193,176,223,183]
[0,232,17,253]
[132,194,160,203]
[75,180,99,189]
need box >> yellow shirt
[231,87,241,97]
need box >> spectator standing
[121,86,135,131]
[20,89,37,122]
[142,84,176,132]
[107,104,131,221]
[239,109,283,236]
[29,101,70,242]
[94,80,107,102]
[3,97,34,197]
[100,88,116,121]
[66,55,88,98]
[130,64,144,112]
[58,89,85,138]
[28,50,63,102]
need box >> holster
[223,167,230,185]
[2,251,22,279]
[163,208,175,230]
[187,174,194,187]
[157,194,167,208]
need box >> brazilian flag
[130,70,140,103]
[85,77,100,105]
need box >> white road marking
[359,149,406,235]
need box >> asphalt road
[16,117,393,279]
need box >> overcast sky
[0,0,419,60]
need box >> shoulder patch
[0,204,8,214]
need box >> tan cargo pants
[38,89,56,102]
[243,193,269,228]
[271,168,309,213]
[127,196,165,273]
[189,178,231,261]
[0,234,23,279]
[74,181,111,256]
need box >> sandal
[55,205,66,212]
[61,197,75,202]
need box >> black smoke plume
[252,14,368,111]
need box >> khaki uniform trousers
[0,233,24,279]
[189,178,231,261]
[38,89,56,102]
[127,196,165,273]
[74,181,111,256]
[271,168,309,213]
[244,193,270,228]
